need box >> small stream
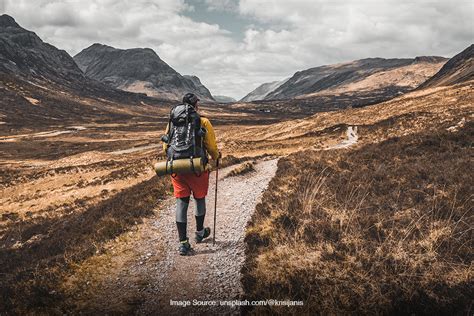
[326,126,358,150]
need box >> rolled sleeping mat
[154,157,206,176]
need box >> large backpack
[165,103,206,162]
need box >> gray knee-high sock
[195,198,206,231]
[176,197,190,241]
[176,196,190,222]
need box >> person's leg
[176,196,190,242]
[195,197,206,231]
[194,197,211,242]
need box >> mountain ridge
[264,56,447,100]
[74,43,214,101]
[0,14,87,88]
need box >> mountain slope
[0,15,169,132]
[74,44,214,101]
[0,14,86,88]
[183,75,215,101]
[240,79,287,102]
[213,95,236,103]
[265,57,447,100]
[418,44,474,89]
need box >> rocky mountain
[240,79,288,102]
[418,44,473,89]
[183,75,215,101]
[0,15,168,132]
[0,14,87,88]
[213,95,236,103]
[74,44,214,101]
[264,57,447,100]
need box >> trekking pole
[213,157,219,245]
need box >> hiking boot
[178,238,192,256]
[195,227,211,243]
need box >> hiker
[162,93,220,255]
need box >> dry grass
[242,121,473,314]
[225,161,256,178]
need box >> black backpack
[164,103,206,161]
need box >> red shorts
[171,171,210,199]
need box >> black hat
[183,93,200,106]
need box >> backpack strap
[193,114,202,158]
[190,156,202,177]
[167,105,177,150]
[168,158,173,174]
[199,122,209,165]
[190,156,195,173]
[169,158,178,178]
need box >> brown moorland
[241,86,473,314]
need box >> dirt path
[65,157,279,315]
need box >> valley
[0,13,472,315]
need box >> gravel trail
[138,157,279,315]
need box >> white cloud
[1,0,473,99]
[238,0,473,59]
[205,0,239,12]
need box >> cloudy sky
[1,0,473,99]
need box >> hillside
[0,14,87,89]
[244,118,472,314]
[221,81,472,156]
[240,79,287,102]
[233,56,447,115]
[418,44,474,88]
[74,44,214,101]
[264,57,447,100]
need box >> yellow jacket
[163,117,219,161]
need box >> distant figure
[162,93,220,255]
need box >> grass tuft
[225,161,256,178]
